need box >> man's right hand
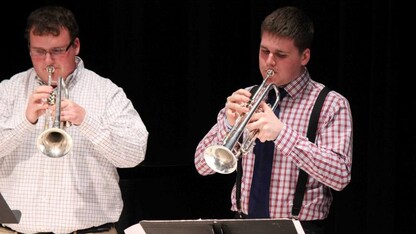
[25,85,54,124]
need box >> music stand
[0,193,21,223]
[137,220,214,234]
[135,218,303,234]
[219,218,299,234]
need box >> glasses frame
[29,38,75,58]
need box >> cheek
[259,54,270,68]
[33,65,47,80]
[259,50,272,60]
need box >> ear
[300,48,310,66]
[73,37,80,55]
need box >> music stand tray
[219,218,299,234]
[0,193,21,223]
[137,218,302,234]
[138,219,214,234]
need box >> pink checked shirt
[195,68,353,220]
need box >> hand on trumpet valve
[25,85,55,124]
[225,89,252,125]
[52,98,86,127]
[246,101,284,142]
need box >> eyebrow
[260,45,289,54]
[30,45,66,49]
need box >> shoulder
[307,80,351,114]
[0,68,36,87]
[78,67,119,87]
[75,57,117,85]
[309,79,348,101]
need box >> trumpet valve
[47,91,56,105]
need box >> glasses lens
[32,49,45,57]
[51,48,67,56]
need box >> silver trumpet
[36,65,73,158]
[203,70,279,174]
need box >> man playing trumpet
[0,5,148,234]
[195,6,353,234]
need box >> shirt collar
[280,67,310,99]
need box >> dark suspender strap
[291,86,331,218]
[236,158,243,213]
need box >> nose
[44,52,55,63]
[266,53,276,66]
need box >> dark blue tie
[248,88,287,218]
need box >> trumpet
[203,70,279,174]
[36,65,73,158]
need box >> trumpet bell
[203,145,237,174]
[37,127,73,158]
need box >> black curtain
[1,1,413,233]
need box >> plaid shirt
[0,57,148,233]
[195,69,353,220]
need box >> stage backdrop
[0,1,413,234]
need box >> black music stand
[0,193,21,223]
[218,219,299,234]
[138,220,214,234]
[138,218,301,234]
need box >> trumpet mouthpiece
[46,65,55,73]
[266,69,275,77]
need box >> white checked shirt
[0,57,148,233]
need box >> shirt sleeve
[275,92,353,191]
[78,83,148,168]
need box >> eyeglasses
[29,39,74,58]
